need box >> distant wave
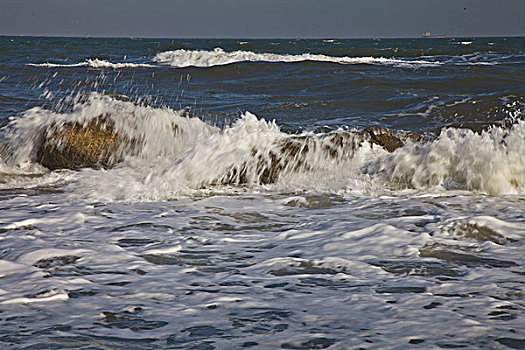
[153,48,442,68]
[28,62,87,68]
[27,50,512,70]
[28,59,154,69]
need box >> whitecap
[364,121,525,195]
[28,59,154,69]
[153,47,441,68]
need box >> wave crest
[153,47,441,68]
[2,93,524,200]
[28,59,154,69]
[365,121,525,195]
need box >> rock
[36,116,421,186]
[365,126,422,152]
[37,115,129,170]
[222,128,420,185]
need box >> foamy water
[3,94,524,200]
[28,59,155,69]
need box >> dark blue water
[0,37,524,349]
[1,37,524,132]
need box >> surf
[1,93,523,200]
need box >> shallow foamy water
[1,184,524,348]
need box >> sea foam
[365,121,525,195]
[153,47,441,68]
[28,59,154,69]
[27,49,509,71]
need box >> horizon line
[1,34,524,40]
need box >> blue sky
[1,0,524,38]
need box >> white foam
[28,62,88,68]
[153,47,441,68]
[28,59,154,69]
[456,62,498,66]
[1,292,69,305]
[3,93,524,201]
[28,49,507,71]
[143,245,182,255]
[0,260,43,279]
[365,121,525,195]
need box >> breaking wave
[27,49,517,71]
[153,48,442,68]
[1,93,524,201]
[365,122,525,195]
[28,59,154,69]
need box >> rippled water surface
[0,37,524,349]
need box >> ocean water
[0,36,524,349]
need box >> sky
[0,0,524,38]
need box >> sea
[0,36,524,349]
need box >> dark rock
[37,115,131,170]
[366,126,422,152]
[35,116,421,186]
[223,128,421,185]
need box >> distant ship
[422,32,445,38]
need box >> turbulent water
[0,36,524,349]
